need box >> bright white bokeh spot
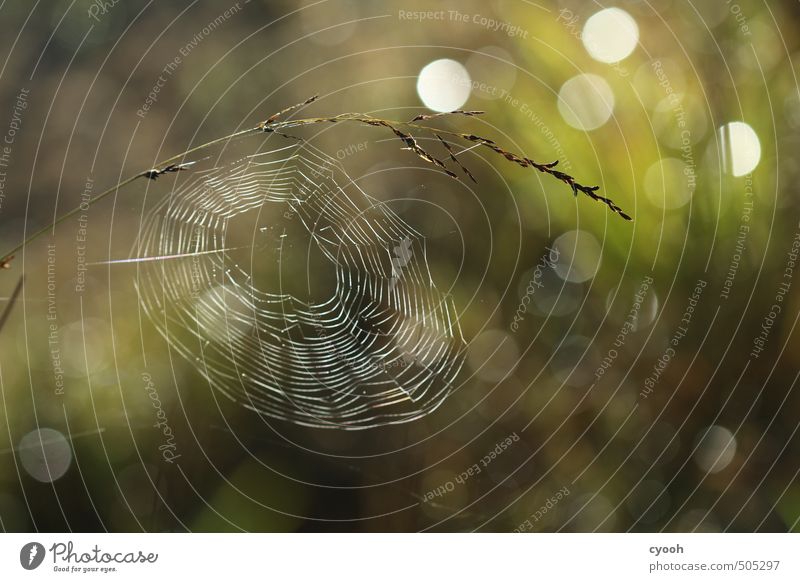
[557,74,615,131]
[552,230,603,283]
[694,425,737,474]
[644,158,696,209]
[721,121,761,177]
[18,428,72,483]
[417,59,471,112]
[582,8,639,63]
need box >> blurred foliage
[1,0,800,532]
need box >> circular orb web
[18,428,72,483]
[721,121,761,177]
[557,74,615,131]
[582,8,639,64]
[134,141,465,430]
[417,59,472,112]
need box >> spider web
[133,137,465,429]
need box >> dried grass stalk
[0,97,631,271]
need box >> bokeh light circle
[644,157,696,209]
[18,428,73,483]
[552,230,603,283]
[417,59,472,112]
[721,121,761,177]
[582,8,640,64]
[694,426,737,474]
[557,74,615,131]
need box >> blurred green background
[1,0,800,532]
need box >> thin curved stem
[1,107,630,269]
[0,126,260,268]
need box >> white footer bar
[1,533,797,580]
